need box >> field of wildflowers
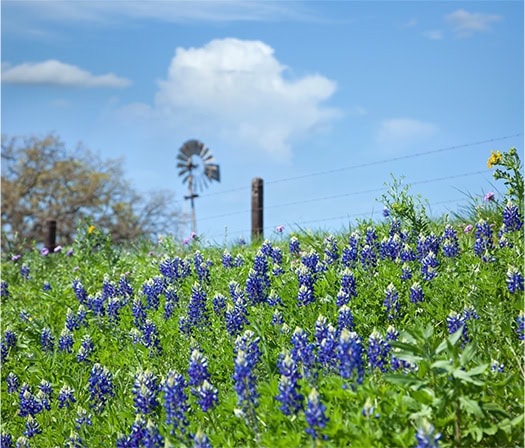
[1,149,523,447]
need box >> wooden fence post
[251,178,263,241]
[45,219,57,252]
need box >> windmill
[177,140,220,234]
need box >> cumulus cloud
[377,118,438,148]
[1,60,131,88]
[445,9,502,38]
[150,38,339,161]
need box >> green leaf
[459,396,484,417]
[466,363,488,376]
[384,374,426,388]
[431,359,453,373]
[451,369,484,385]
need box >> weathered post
[251,178,263,241]
[44,219,57,252]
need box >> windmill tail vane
[177,139,220,235]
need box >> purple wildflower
[88,363,114,412]
[506,266,524,294]
[132,370,159,415]
[162,370,190,437]
[305,388,329,440]
[57,385,76,409]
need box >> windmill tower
[177,140,220,234]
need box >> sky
[2,1,523,245]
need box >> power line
[197,133,521,200]
[199,169,486,221]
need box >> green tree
[1,133,184,252]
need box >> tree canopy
[1,133,184,252]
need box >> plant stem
[455,396,461,447]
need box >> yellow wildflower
[88,225,95,234]
[487,150,502,168]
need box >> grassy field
[1,151,524,447]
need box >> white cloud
[1,60,131,88]
[377,118,438,148]
[445,9,502,38]
[143,38,339,161]
[422,30,444,40]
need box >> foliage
[1,134,184,252]
[1,149,523,447]
[487,147,524,212]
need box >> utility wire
[197,133,521,199]
[199,169,486,221]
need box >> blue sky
[2,1,523,244]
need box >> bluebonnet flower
[380,234,401,261]
[42,281,52,291]
[195,380,219,412]
[339,268,357,300]
[58,328,74,353]
[77,335,94,363]
[400,262,412,280]
[415,420,441,448]
[297,284,314,307]
[132,297,147,328]
[20,264,30,280]
[118,274,134,301]
[446,308,478,348]
[162,371,190,437]
[19,310,30,322]
[132,370,159,415]
[365,227,378,248]
[400,242,416,263]
[141,320,163,356]
[88,363,114,412]
[188,349,211,387]
[338,305,354,332]
[368,330,390,373]
[267,290,282,306]
[15,436,30,448]
[233,331,261,419]
[87,293,105,317]
[289,236,301,255]
[142,277,165,311]
[65,308,79,331]
[502,201,523,232]
[72,279,87,304]
[164,286,179,320]
[143,420,163,447]
[222,249,234,268]
[193,251,211,285]
[19,384,43,417]
[416,233,440,260]
[383,207,390,217]
[506,266,524,294]
[57,385,76,409]
[421,252,439,281]
[24,416,41,438]
[305,388,329,440]
[75,407,92,430]
[4,329,16,349]
[124,414,147,447]
[246,250,270,305]
[275,353,304,415]
[76,305,88,328]
[474,219,494,262]
[101,275,118,301]
[290,327,316,380]
[490,360,505,373]
[362,398,380,419]
[410,282,424,304]
[275,374,304,416]
[193,429,212,448]
[261,239,273,257]
[337,329,364,388]
[107,297,123,324]
[323,234,339,264]
[225,300,249,337]
[1,433,13,448]
[159,256,191,284]
[235,254,245,267]
[386,326,414,372]
[315,319,338,372]
[186,282,210,331]
[212,293,226,318]
[360,244,377,270]
[271,310,284,326]
[441,225,459,257]
[517,311,524,341]
[7,372,19,393]
[64,431,86,448]
[271,246,283,264]
[342,232,360,267]
[383,283,401,321]
[0,281,8,298]
[38,380,53,410]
